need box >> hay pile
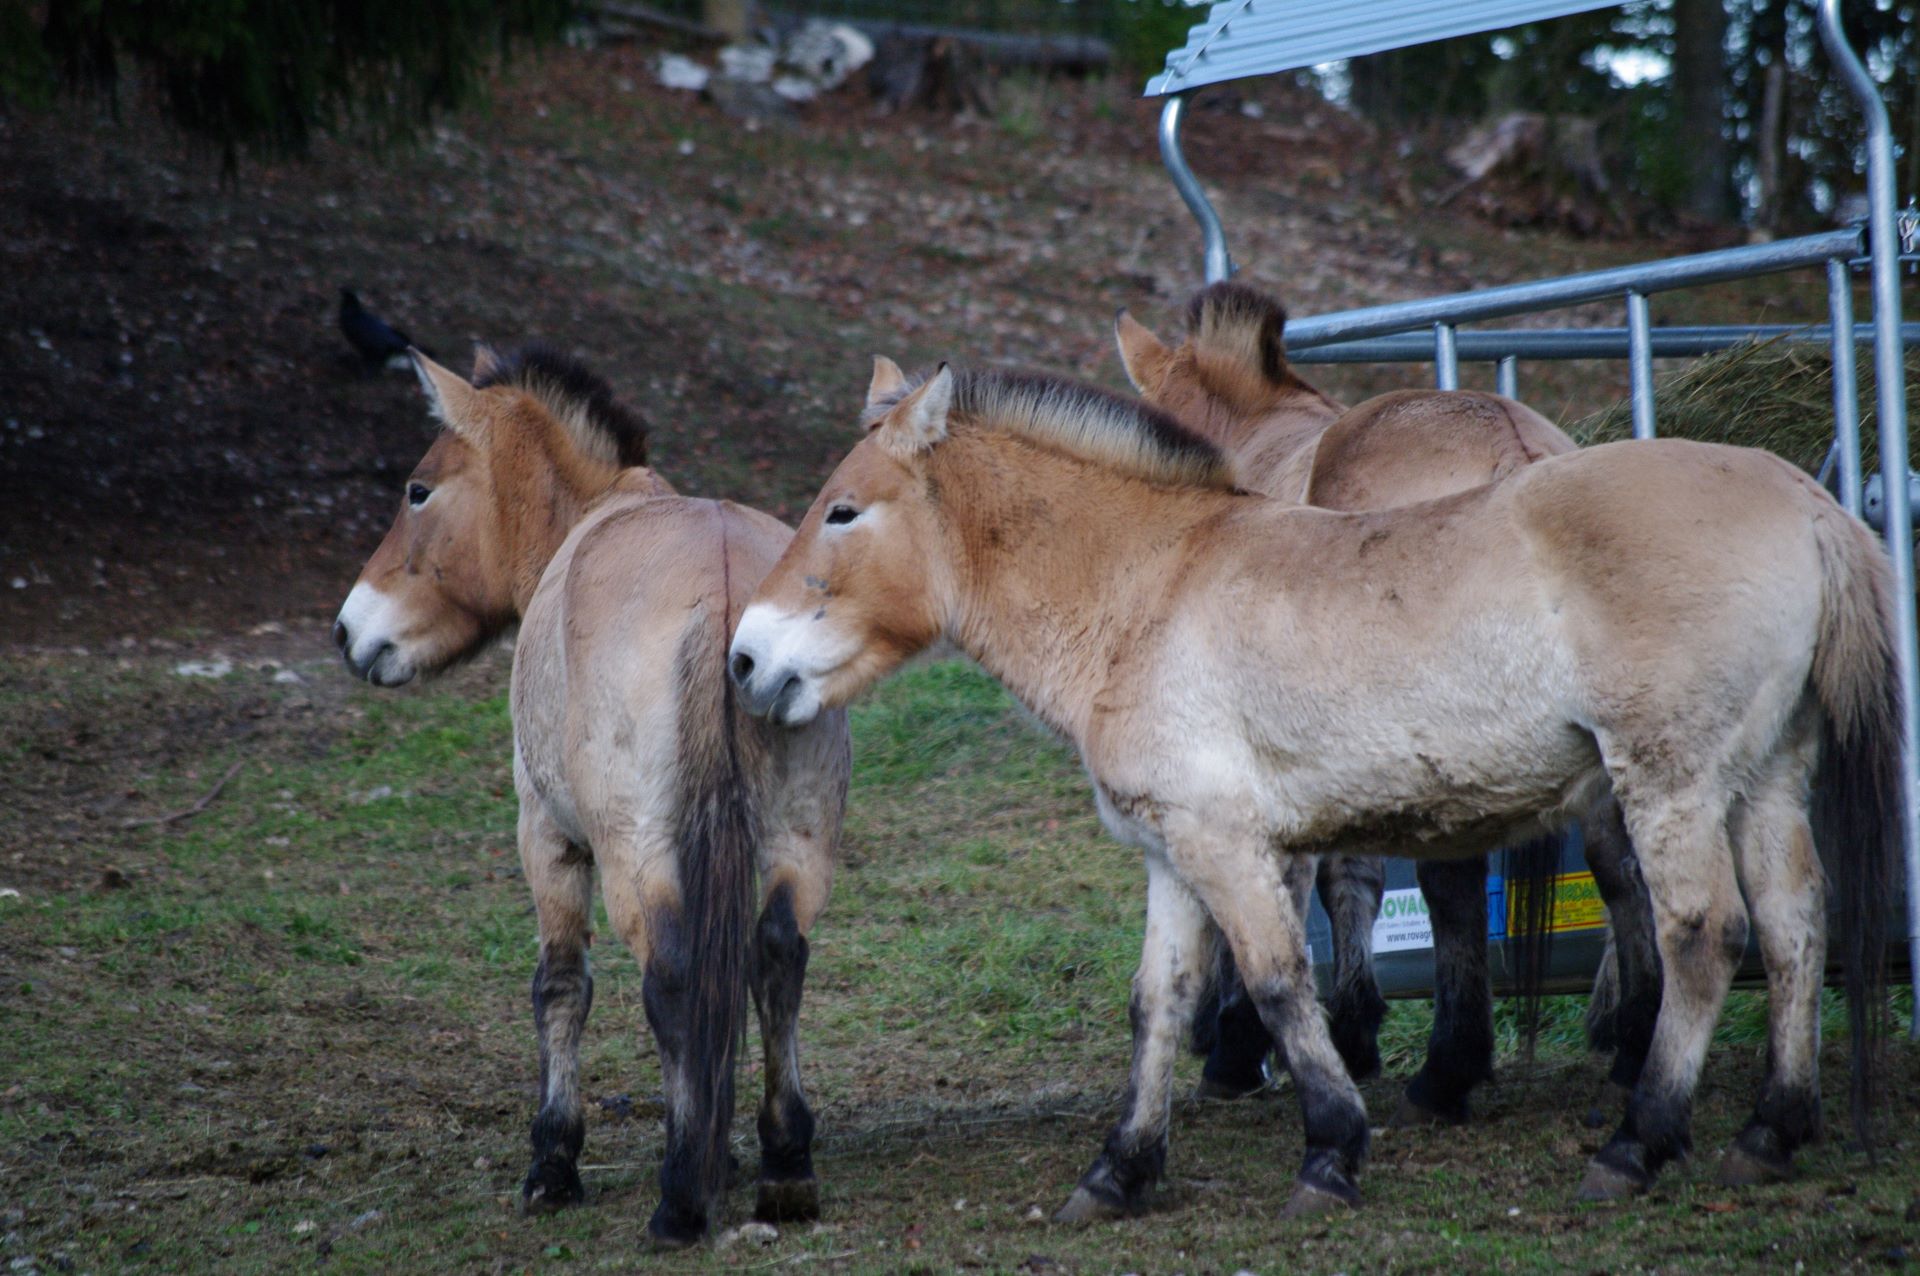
[1568,338,1920,477]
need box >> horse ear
[1113,309,1172,396]
[410,350,485,442]
[471,342,506,382]
[875,364,953,457]
[867,355,908,411]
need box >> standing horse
[333,347,850,1246]
[1115,282,1662,1127]
[729,362,1894,1218]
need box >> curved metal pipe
[1819,0,1920,1037]
[1158,93,1233,284]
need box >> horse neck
[935,433,1231,744]
[1183,381,1343,491]
[492,432,640,614]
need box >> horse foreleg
[1320,855,1388,1081]
[750,871,825,1222]
[1582,793,1662,1128]
[1394,856,1492,1127]
[1579,791,1745,1201]
[519,809,595,1215]
[1718,760,1825,1187]
[1056,852,1211,1224]
[1187,845,1369,1217]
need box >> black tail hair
[1503,834,1563,1060]
[666,602,760,1209]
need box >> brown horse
[729,361,1895,1219]
[1117,281,1661,1128]
[334,347,850,1246]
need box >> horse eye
[407,482,431,507]
[825,505,859,526]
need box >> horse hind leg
[750,854,831,1222]
[1581,793,1663,1129]
[1718,748,1826,1187]
[1579,787,1747,1201]
[1394,856,1492,1127]
[1321,854,1388,1081]
[519,809,596,1215]
[1195,944,1278,1100]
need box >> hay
[1568,338,1920,477]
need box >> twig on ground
[122,760,245,829]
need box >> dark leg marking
[1197,947,1275,1099]
[523,940,593,1214]
[1320,855,1388,1081]
[1397,856,1492,1127]
[1584,795,1661,1103]
[751,884,820,1222]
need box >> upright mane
[1178,281,1326,417]
[872,366,1237,490]
[476,344,649,468]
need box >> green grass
[2,653,1917,1273]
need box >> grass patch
[2,653,1916,1273]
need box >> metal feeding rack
[1145,0,1920,1025]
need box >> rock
[272,669,305,685]
[173,657,232,678]
[656,53,709,93]
[705,76,793,122]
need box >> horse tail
[1808,504,1901,1149]
[666,596,761,1209]
[1502,834,1562,1059]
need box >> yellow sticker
[1507,871,1608,934]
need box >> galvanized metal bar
[1433,323,1459,390]
[1158,93,1233,284]
[1496,355,1518,399]
[1827,258,1865,519]
[1283,230,1863,350]
[1627,291,1656,439]
[1820,0,1920,1037]
[1286,322,1920,364]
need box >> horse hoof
[1388,1096,1462,1129]
[1573,1160,1647,1203]
[1715,1145,1793,1188]
[1195,1075,1266,1102]
[646,1205,707,1250]
[755,1177,821,1223]
[520,1161,586,1216]
[1053,1186,1127,1226]
[1280,1182,1357,1221]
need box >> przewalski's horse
[333,347,850,1246]
[1115,281,1662,1128]
[728,361,1895,1219]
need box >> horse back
[1304,389,1575,511]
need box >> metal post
[1159,93,1233,284]
[1820,0,1920,1037]
[1496,355,1518,400]
[1434,324,1459,390]
[1627,291,1656,439]
[1827,257,1865,519]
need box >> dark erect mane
[476,344,649,468]
[870,365,1237,491]
[1184,280,1292,387]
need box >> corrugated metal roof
[1144,0,1623,97]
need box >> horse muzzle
[728,648,812,726]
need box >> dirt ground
[3,37,1912,1276]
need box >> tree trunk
[1755,60,1786,234]
[1672,0,1731,222]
